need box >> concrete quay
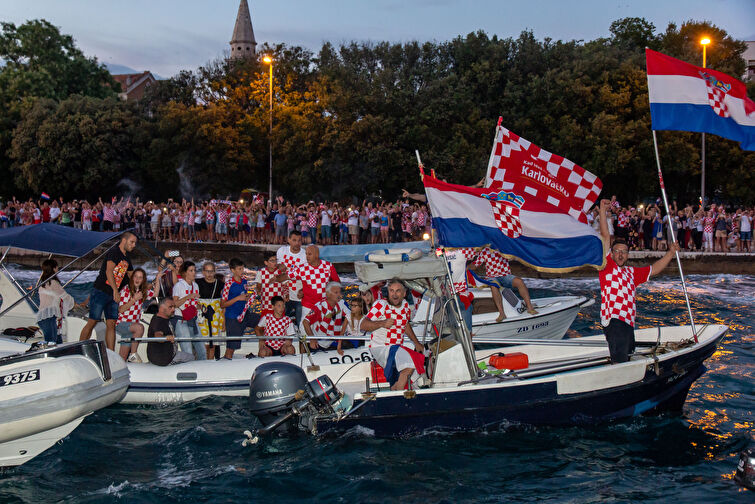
[2,241,753,277]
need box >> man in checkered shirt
[361,279,425,391]
[282,245,340,327]
[302,282,347,353]
[473,247,537,322]
[598,199,678,363]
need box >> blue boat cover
[0,224,122,257]
[318,241,432,264]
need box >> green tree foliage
[10,95,147,198]
[1,17,753,204]
[0,20,118,195]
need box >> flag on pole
[40,192,50,201]
[646,48,755,150]
[423,175,604,272]
[485,125,602,223]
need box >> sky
[1,0,753,77]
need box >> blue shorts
[216,222,228,234]
[371,227,380,236]
[89,288,119,321]
[116,321,135,345]
[740,231,752,241]
[225,311,260,350]
[491,274,516,289]
[321,226,331,238]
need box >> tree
[10,96,148,199]
[0,20,119,196]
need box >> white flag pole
[651,130,698,342]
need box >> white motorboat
[412,287,593,342]
[0,339,129,467]
[123,345,374,405]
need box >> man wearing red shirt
[598,199,678,363]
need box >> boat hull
[123,346,375,405]
[0,341,129,467]
[312,326,725,436]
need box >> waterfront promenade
[4,240,753,276]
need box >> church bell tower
[229,0,257,60]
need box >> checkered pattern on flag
[485,125,602,223]
[646,48,755,151]
[490,201,522,238]
[705,79,729,118]
[423,175,604,272]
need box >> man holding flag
[598,199,678,363]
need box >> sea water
[0,267,752,503]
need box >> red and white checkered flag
[485,123,602,223]
[704,79,730,118]
[490,201,522,238]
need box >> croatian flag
[40,192,50,201]
[423,175,604,272]
[646,48,755,150]
[485,124,602,223]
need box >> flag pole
[651,130,698,342]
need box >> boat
[321,242,593,342]
[0,339,129,467]
[412,287,593,342]
[242,253,728,439]
[0,224,124,342]
[123,345,374,405]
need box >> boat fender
[489,352,529,371]
[364,248,423,263]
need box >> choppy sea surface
[1,265,752,503]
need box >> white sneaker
[127,353,142,363]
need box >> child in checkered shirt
[254,253,288,314]
[255,296,296,357]
[117,267,163,362]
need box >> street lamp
[262,55,273,201]
[700,37,711,208]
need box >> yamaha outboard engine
[247,362,343,437]
[249,362,308,426]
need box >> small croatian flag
[40,192,50,201]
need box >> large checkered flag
[485,120,602,223]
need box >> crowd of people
[588,197,753,253]
[1,193,752,252]
[0,194,432,245]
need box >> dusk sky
[2,0,753,77]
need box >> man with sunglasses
[598,199,678,363]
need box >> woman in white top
[36,259,74,344]
[172,261,205,360]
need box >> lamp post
[262,55,273,201]
[700,37,710,208]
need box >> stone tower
[229,0,256,59]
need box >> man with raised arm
[598,199,678,363]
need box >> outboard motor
[247,362,343,438]
[249,362,308,426]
